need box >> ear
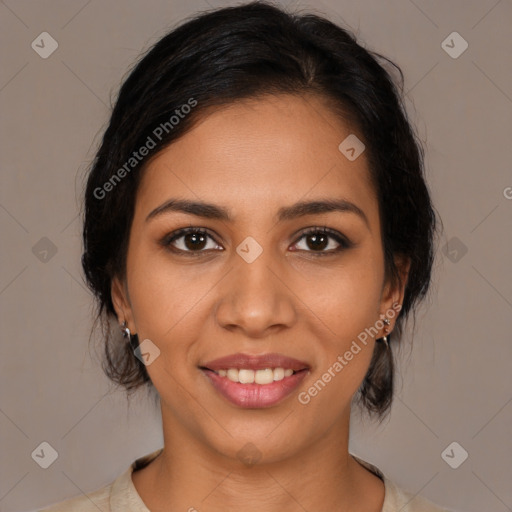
[111,275,137,335]
[379,254,411,330]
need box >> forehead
[136,94,378,224]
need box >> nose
[214,246,297,338]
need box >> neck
[132,407,384,512]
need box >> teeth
[227,369,239,382]
[238,369,254,384]
[255,368,274,384]
[273,368,284,381]
[215,367,297,384]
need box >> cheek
[305,252,383,388]
[299,272,380,412]
[320,254,383,336]
[125,237,207,337]
[126,259,208,400]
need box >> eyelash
[159,226,353,257]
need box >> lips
[200,353,310,409]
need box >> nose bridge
[215,237,296,335]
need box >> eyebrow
[145,197,369,228]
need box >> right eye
[160,227,224,255]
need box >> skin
[111,93,409,512]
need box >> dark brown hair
[81,1,439,420]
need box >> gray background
[1,1,511,511]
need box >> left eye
[292,227,351,254]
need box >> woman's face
[112,93,406,464]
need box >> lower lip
[202,369,308,408]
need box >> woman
[41,2,451,510]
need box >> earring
[120,321,131,341]
[377,317,391,348]
[120,321,140,353]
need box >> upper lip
[201,353,309,372]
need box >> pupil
[308,234,327,251]
[185,233,206,250]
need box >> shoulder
[383,477,454,512]
[38,449,163,512]
[38,482,113,512]
[351,455,453,512]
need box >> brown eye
[182,231,208,250]
[304,232,329,251]
[161,228,223,254]
[292,227,352,255]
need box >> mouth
[200,353,310,408]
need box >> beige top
[39,449,452,512]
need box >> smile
[200,353,310,408]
